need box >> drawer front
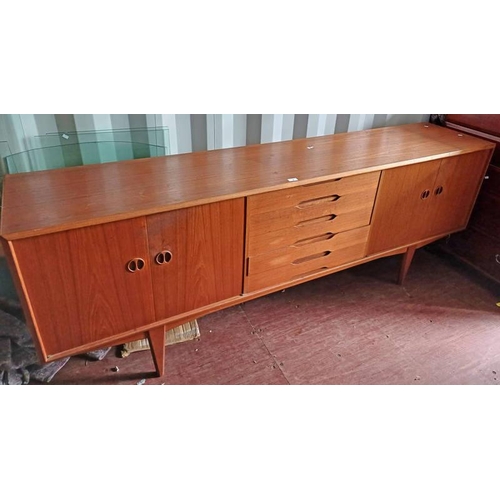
[249,171,380,216]
[247,207,372,256]
[245,226,369,292]
[247,171,380,238]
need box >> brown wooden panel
[248,171,380,215]
[147,199,245,319]
[445,115,500,138]
[445,118,500,167]
[247,207,372,257]
[248,226,369,276]
[249,193,376,240]
[11,218,155,358]
[368,159,441,255]
[1,123,494,240]
[245,226,369,292]
[0,238,46,360]
[429,150,491,236]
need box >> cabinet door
[12,218,155,358]
[147,199,245,319]
[427,150,491,236]
[368,159,441,254]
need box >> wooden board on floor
[119,320,200,358]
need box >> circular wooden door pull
[126,258,145,273]
[155,250,173,265]
[420,189,430,199]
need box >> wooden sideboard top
[0,122,495,240]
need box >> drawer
[247,207,372,256]
[249,171,380,216]
[245,226,369,292]
[247,171,380,238]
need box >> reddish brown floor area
[51,248,500,385]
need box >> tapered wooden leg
[398,246,416,285]
[147,326,166,377]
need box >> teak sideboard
[0,123,494,378]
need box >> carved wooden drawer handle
[297,194,340,208]
[155,250,173,265]
[435,186,444,195]
[126,258,145,273]
[420,189,431,199]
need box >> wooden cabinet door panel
[147,199,245,319]
[428,150,491,236]
[12,218,155,358]
[368,159,441,254]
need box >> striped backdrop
[0,113,430,159]
[167,114,429,153]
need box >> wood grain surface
[368,159,442,254]
[11,217,156,358]
[147,325,166,377]
[428,150,491,236]
[1,123,494,240]
[147,199,245,319]
[446,114,500,138]
[245,226,370,292]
